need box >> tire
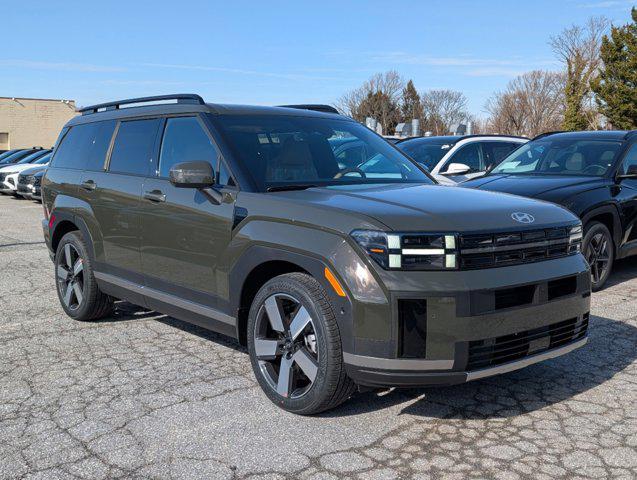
[583,221,614,291]
[55,231,113,321]
[247,272,356,415]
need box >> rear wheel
[55,231,113,320]
[583,222,614,291]
[247,273,355,415]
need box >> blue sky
[3,0,634,116]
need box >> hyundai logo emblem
[511,212,535,224]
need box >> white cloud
[0,60,125,72]
[139,63,347,82]
[578,0,633,7]
[361,51,558,78]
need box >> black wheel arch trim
[229,245,354,350]
[580,204,622,249]
[49,210,96,263]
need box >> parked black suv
[42,95,590,414]
[464,131,637,290]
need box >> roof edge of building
[0,96,76,104]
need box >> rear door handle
[81,180,96,191]
[143,190,166,203]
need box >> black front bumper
[344,257,591,388]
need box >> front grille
[0,173,6,183]
[33,176,41,187]
[459,225,581,270]
[467,314,589,370]
[18,174,33,187]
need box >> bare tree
[485,70,566,137]
[549,16,609,130]
[335,71,404,134]
[420,90,469,135]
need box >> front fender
[228,220,392,353]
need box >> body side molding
[94,271,235,325]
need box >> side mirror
[618,164,637,180]
[169,161,215,189]
[443,163,471,175]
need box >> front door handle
[81,180,96,191]
[143,190,166,203]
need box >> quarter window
[109,119,161,176]
[52,121,116,170]
[159,117,218,178]
[621,144,637,175]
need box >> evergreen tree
[400,80,422,122]
[592,8,637,129]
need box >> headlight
[568,224,582,253]
[351,230,458,270]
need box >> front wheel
[583,222,614,291]
[247,273,355,415]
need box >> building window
[0,133,8,150]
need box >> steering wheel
[334,167,367,179]
[582,164,604,175]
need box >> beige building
[0,97,78,150]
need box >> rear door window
[52,121,116,170]
[108,119,161,176]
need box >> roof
[534,130,636,142]
[397,134,527,146]
[68,94,347,127]
[398,135,463,145]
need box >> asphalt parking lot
[0,194,636,480]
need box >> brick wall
[0,97,78,149]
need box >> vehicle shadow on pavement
[323,312,637,419]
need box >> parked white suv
[397,135,527,184]
[0,151,51,195]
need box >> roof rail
[278,104,340,114]
[78,94,205,115]
[532,131,565,141]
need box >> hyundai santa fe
[42,94,591,414]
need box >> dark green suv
[42,94,591,414]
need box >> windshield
[17,151,48,164]
[397,139,453,171]
[492,138,622,176]
[0,150,34,165]
[0,150,20,161]
[213,114,433,191]
[34,153,51,165]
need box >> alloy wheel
[56,243,85,311]
[254,293,319,399]
[585,232,611,286]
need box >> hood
[0,163,40,174]
[269,183,578,232]
[19,165,47,176]
[462,174,607,201]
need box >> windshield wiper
[266,184,318,192]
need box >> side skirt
[94,271,238,339]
